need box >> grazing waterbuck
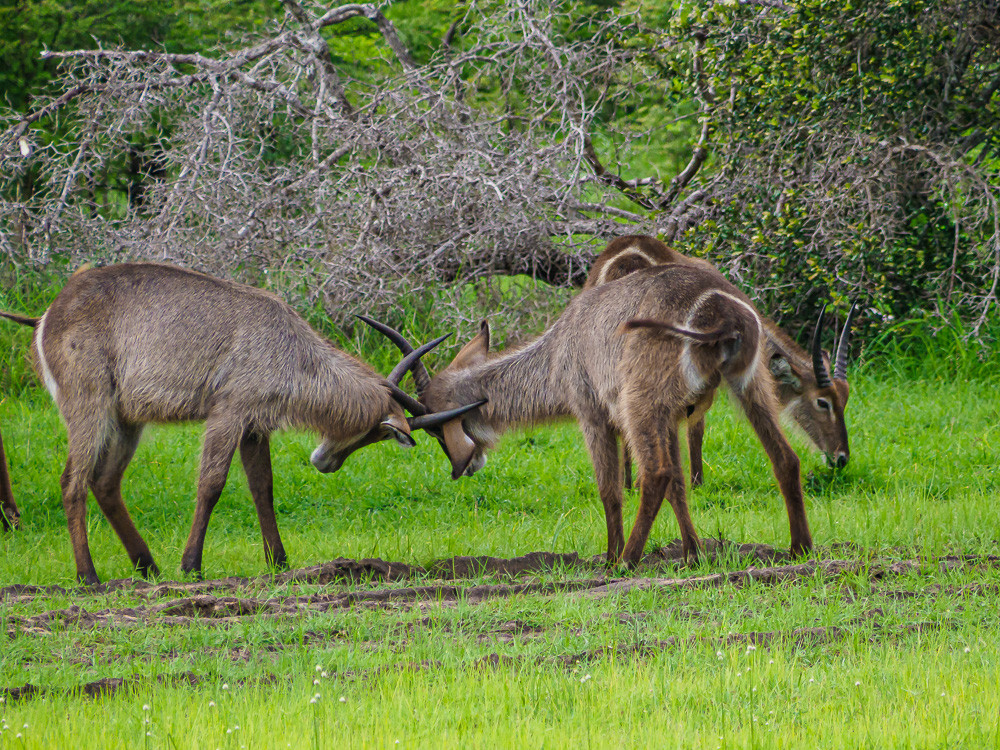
[0,262,477,584]
[586,235,856,488]
[365,263,840,566]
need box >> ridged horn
[833,301,857,382]
[386,334,450,386]
[385,382,427,416]
[356,315,432,395]
[407,399,488,431]
[812,305,833,389]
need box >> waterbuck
[586,235,855,488]
[0,262,478,584]
[0,429,17,531]
[364,263,837,567]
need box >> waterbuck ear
[381,414,416,447]
[769,354,803,392]
[449,320,490,371]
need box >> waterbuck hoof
[789,541,813,557]
[1,510,19,531]
[135,557,161,579]
[78,572,101,586]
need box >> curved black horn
[833,301,857,382]
[356,315,432,395]
[812,305,833,389]
[407,399,488,432]
[387,334,450,386]
[385,382,427,416]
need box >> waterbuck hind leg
[687,417,705,488]
[181,415,241,578]
[239,432,287,571]
[88,424,159,578]
[731,379,812,555]
[622,440,633,490]
[623,423,699,567]
[0,429,19,531]
[580,421,625,563]
[59,455,100,585]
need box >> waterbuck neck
[282,339,391,438]
[452,330,571,430]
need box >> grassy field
[3,318,1000,746]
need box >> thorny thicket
[0,0,998,338]
[0,0,701,336]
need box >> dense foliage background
[0,0,997,349]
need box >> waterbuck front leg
[687,418,705,488]
[88,424,160,578]
[0,429,19,531]
[622,420,699,567]
[686,388,715,488]
[181,414,242,578]
[239,432,287,570]
[731,380,812,555]
[580,421,625,563]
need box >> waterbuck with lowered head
[0,429,17,531]
[365,263,837,566]
[0,262,478,584]
[586,235,856,488]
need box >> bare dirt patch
[3,541,993,703]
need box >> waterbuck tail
[0,311,40,328]
[620,318,735,344]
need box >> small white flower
[716,651,723,660]
[209,701,216,708]
[769,660,774,664]
[227,730,233,735]
[234,725,239,730]
[314,679,320,685]
[146,732,152,737]
[321,671,329,678]
[809,678,815,683]
[746,644,756,653]
[339,696,346,703]
[736,672,741,677]
[315,664,323,672]
[309,698,318,705]
[964,647,971,653]
[580,674,591,683]
[855,681,861,686]
[143,704,150,711]
[222,683,230,690]
[941,692,946,697]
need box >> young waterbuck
[586,235,856,488]
[0,429,17,531]
[0,262,477,584]
[366,263,851,566]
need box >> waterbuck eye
[816,398,832,411]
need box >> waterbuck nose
[835,452,848,469]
